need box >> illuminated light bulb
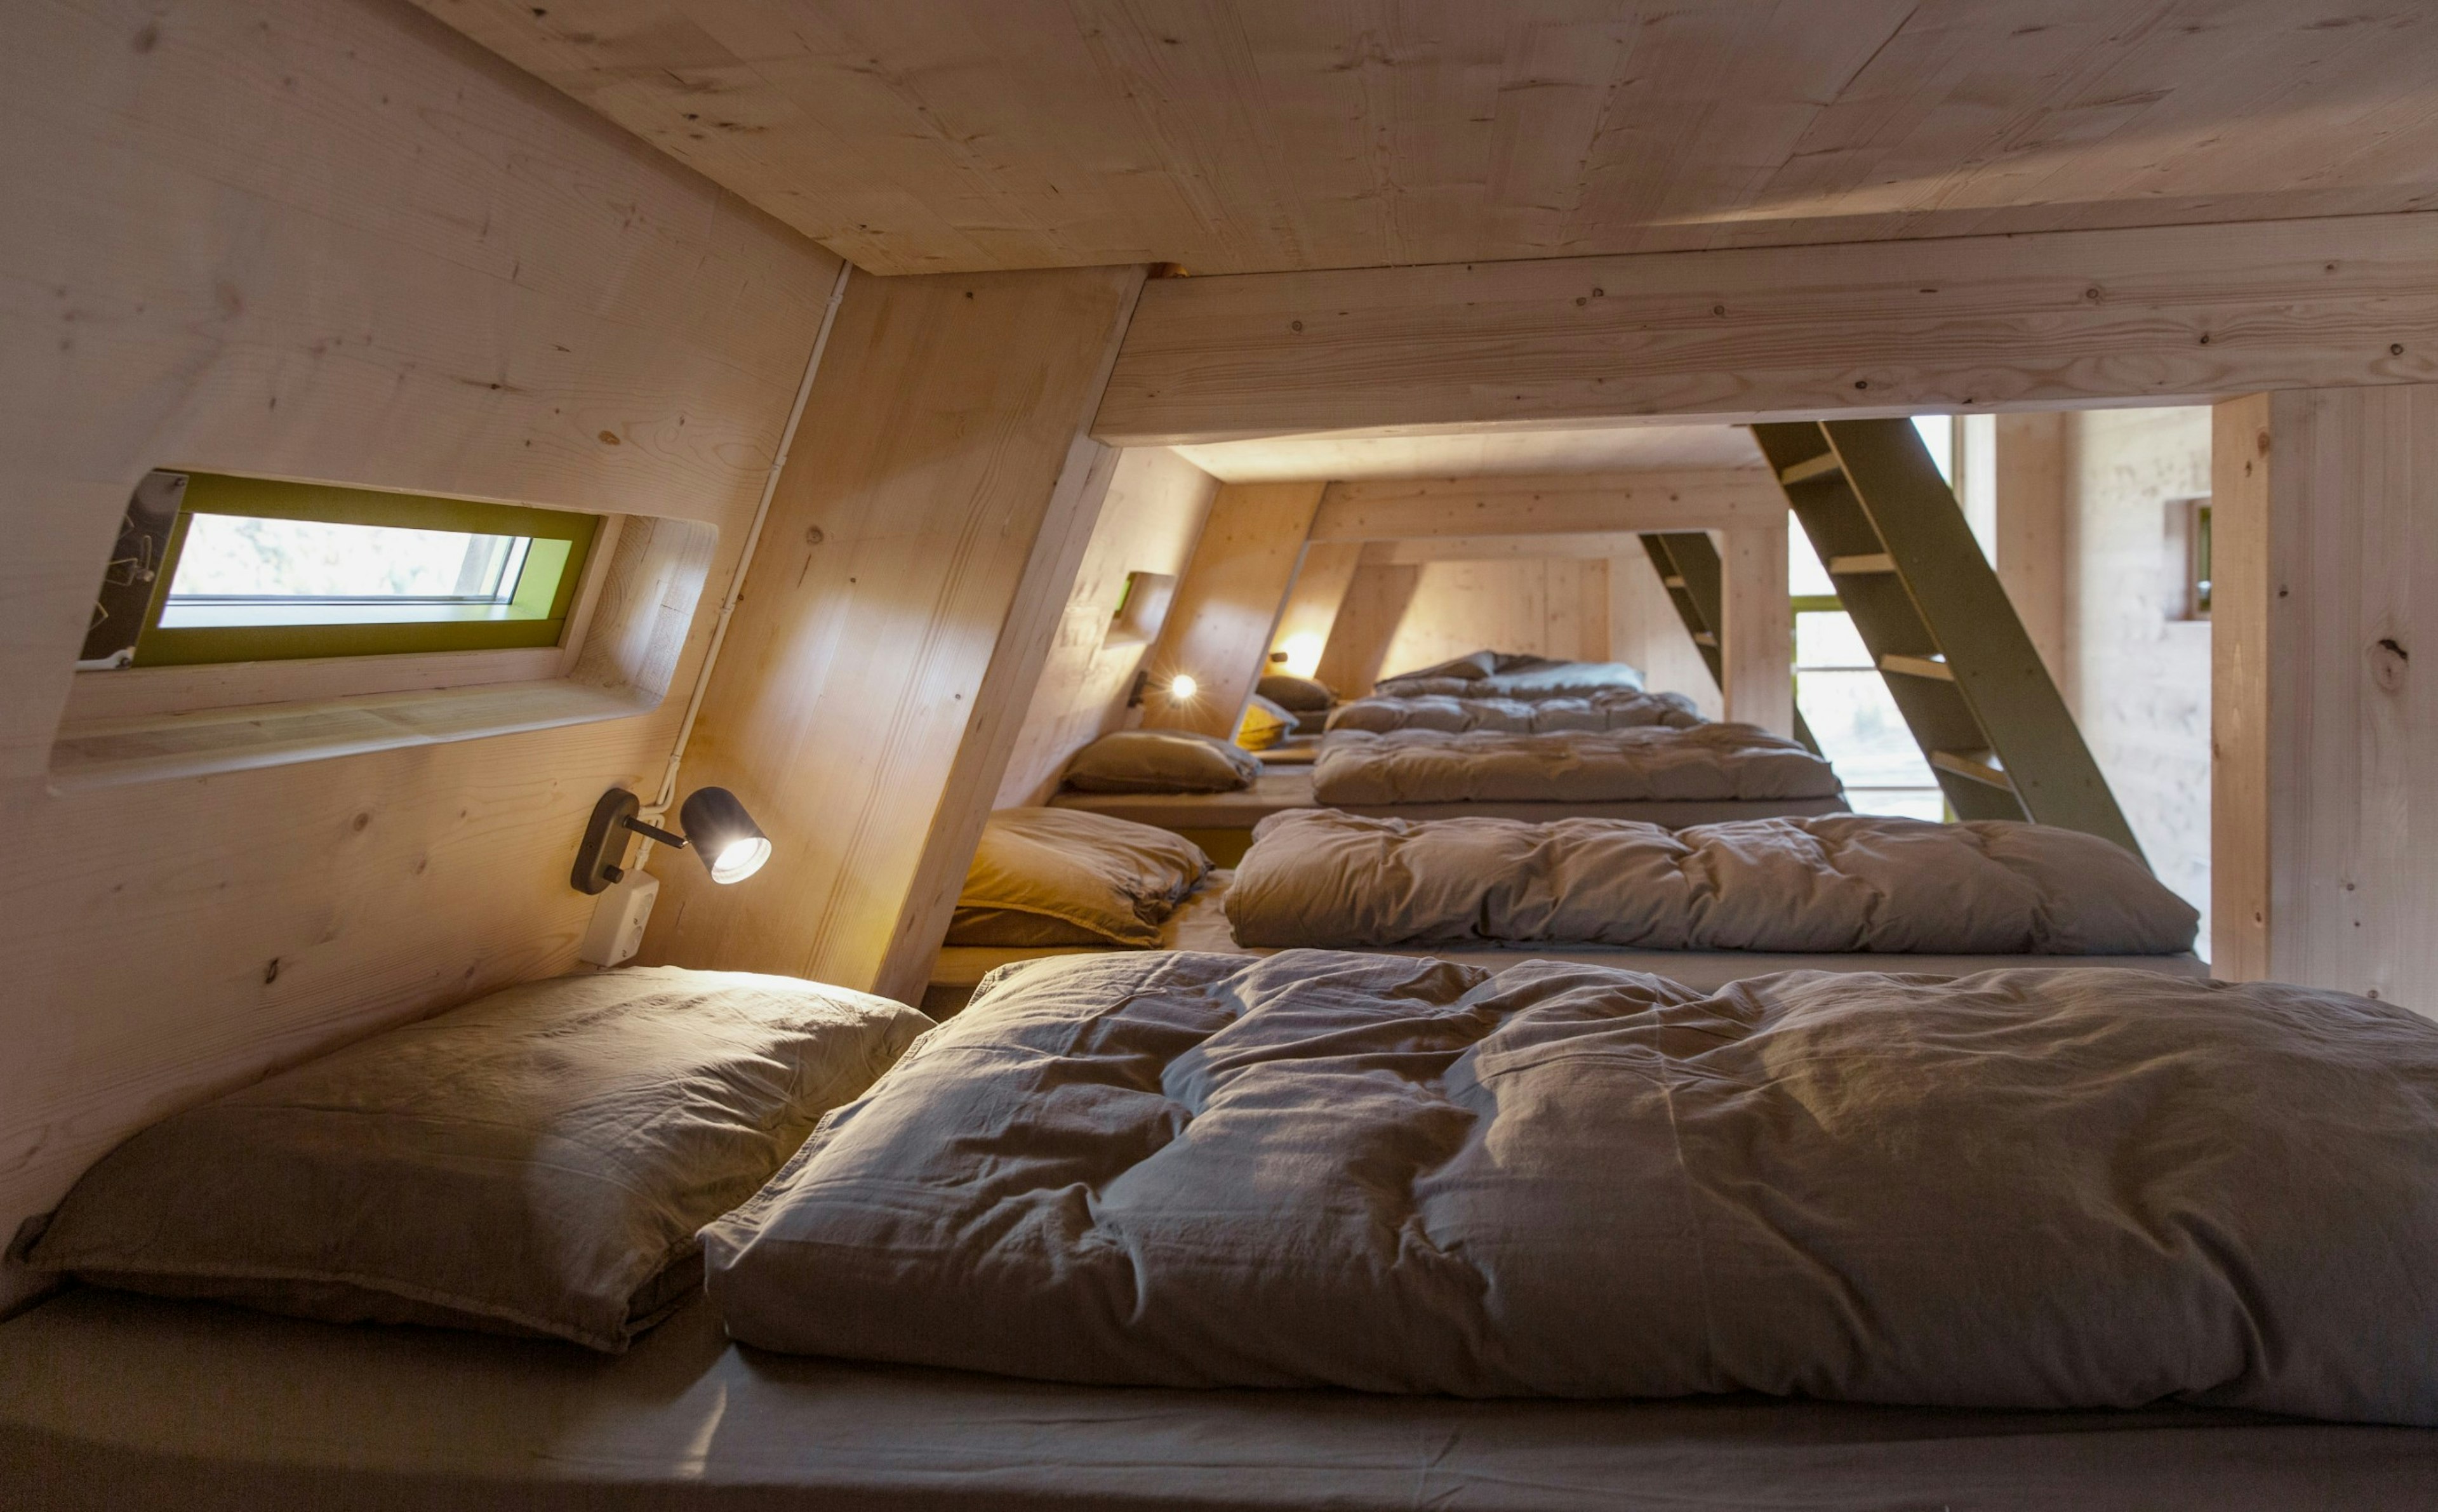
[1169,673,1199,702]
[709,835,772,885]
[1280,632,1325,679]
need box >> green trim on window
[128,472,599,668]
[1790,594,1842,615]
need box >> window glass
[97,471,598,667]
[1788,518,1943,819]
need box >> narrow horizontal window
[83,472,598,667]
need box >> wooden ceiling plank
[412,0,2438,276]
[1096,210,2438,445]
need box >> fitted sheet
[6,1288,2430,1511]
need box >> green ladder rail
[1636,531,1822,757]
[1748,418,2145,861]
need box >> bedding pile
[704,950,2438,1424]
[32,967,929,1351]
[1374,651,1646,701]
[1328,688,1702,735]
[948,807,1209,947]
[1313,724,1839,806]
[1227,810,2197,953]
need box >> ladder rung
[1932,751,2015,790]
[1662,576,1687,589]
[1776,452,1844,486]
[1692,632,1718,647]
[1879,653,1953,681]
[1828,552,1895,574]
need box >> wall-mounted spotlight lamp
[572,786,771,894]
[1167,673,1199,704]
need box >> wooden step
[1879,653,1953,681]
[1827,552,1895,574]
[1662,575,1686,589]
[1931,750,2015,790]
[1776,451,1844,486]
[1692,631,1718,647]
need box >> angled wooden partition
[1311,471,1779,541]
[1141,481,1326,737]
[647,265,1146,1005]
[1316,563,1423,699]
[2214,387,2438,1012]
[1098,211,2438,446]
[1269,540,1363,677]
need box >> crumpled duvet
[1327,689,1703,735]
[1312,724,1841,804]
[702,950,2438,1424]
[1373,654,1646,701]
[1226,810,2197,953]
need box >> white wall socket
[578,870,660,967]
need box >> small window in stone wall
[2166,496,2211,621]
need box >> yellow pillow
[1236,694,1294,752]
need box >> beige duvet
[704,950,2438,1424]
[1227,810,2197,953]
[1313,724,1841,805]
[1327,689,1703,735]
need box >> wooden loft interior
[8,4,2438,1482]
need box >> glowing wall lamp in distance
[1166,673,1199,705]
[571,786,771,894]
[1278,632,1326,679]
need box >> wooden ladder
[1747,418,2145,859]
[1637,531,1822,757]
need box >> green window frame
[124,472,599,668]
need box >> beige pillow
[1256,673,1334,712]
[947,807,1209,947]
[1062,729,1260,793]
[26,967,929,1352]
[1236,693,1295,752]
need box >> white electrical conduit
[632,259,853,869]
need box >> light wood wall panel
[418,1,2438,279]
[0,0,839,1311]
[1996,413,2071,682]
[1268,540,1364,677]
[1140,482,1326,738]
[1721,523,1794,736]
[2213,387,2438,1015]
[1312,472,1782,542]
[1316,564,1422,700]
[1098,213,2438,446]
[995,448,1219,806]
[1377,559,1614,681]
[645,265,1146,1005]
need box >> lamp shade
[678,786,771,885]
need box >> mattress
[1048,765,1849,831]
[5,1288,2429,1511]
[926,871,2209,1011]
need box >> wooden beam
[1267,540,1362,676]
[1994,412,2071,686]
[1315,562,1421,700]
[1095,213,2438,446]
[1721,522,1793,737]
[1140,481,1328,738]
[1362,531,1653,564]
[2212,385,2438,1012]
[1311,471,1782,543]
[648,265,1146,1005]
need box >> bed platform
[3,1287,2428,1511]
[1048,767,1849,863]
[926,873,2208,1014]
